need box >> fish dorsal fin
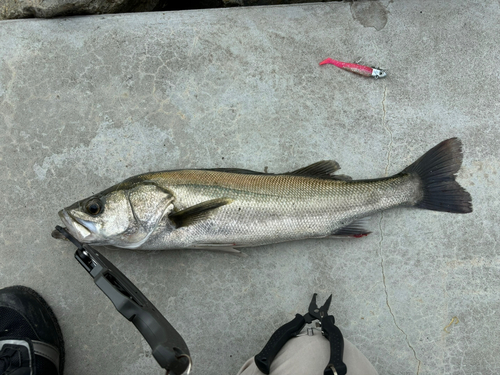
[330,174,353,181]
[205,168,267,175]
[169,198,233,228]
[287,160,351,180]
[288,160,340,176]
[206,162,351,180]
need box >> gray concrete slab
[0,1,499,374]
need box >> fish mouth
[57,209,96,243]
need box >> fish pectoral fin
[330,217,372,238]
[169,198,233,228]
[286,160,351,180]
[191,243,248,257]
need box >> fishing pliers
[54,226,191,375]
[254,294,346,375]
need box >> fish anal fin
[331,218,371,238]
[287,160,351,180]
[169,198,233,228]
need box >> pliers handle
[254,294,347,375]
[54,226,191,375]
[322,315,347,375]
[254,313,307,373]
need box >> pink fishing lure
[319,58,386,78]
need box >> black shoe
[0,286,65,375]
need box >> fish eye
[85,198,102,215]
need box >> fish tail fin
[402,138,472,213]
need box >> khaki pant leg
[237,335,378,375]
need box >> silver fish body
[56,138,472,251]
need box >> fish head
[58,181,174,248]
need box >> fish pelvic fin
[169,198,233,228]
[191,243,249,257]
[402,138,472,213]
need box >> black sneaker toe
[0,286,65,375]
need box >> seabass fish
[54,138,472,251]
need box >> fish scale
[141,171,420,249]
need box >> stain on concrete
[351,0,388,31]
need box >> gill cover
[123,183,175,248]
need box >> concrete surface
[0,1,499,374]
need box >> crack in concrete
[379,86,422,374]
[382,86,392,176]
[378,214,422,375]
